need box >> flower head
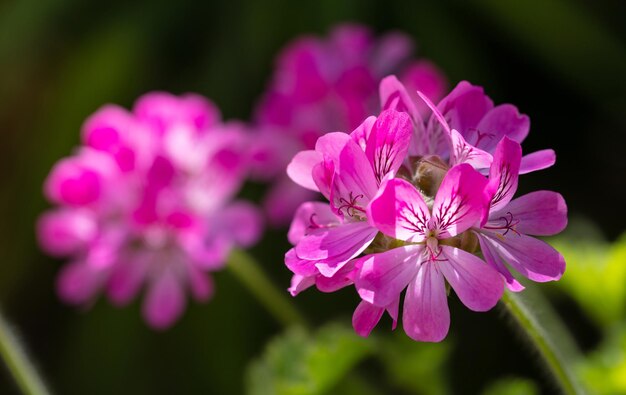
[38,92,262,329]
[285,77,568,342]
[251,24,448,226]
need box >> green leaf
[481,377,539,395]
[246,324,374,395]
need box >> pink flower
[380,77,556,173]
[473,137,567,292]
[285,109,413,294]
[354,164,504,342]
[38,92,262,329]
[251,24,448,226]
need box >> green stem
[228,249,307,328]
[0,310,50,395]
[500,290,585,395]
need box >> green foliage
[481,377,539,395]
[378,332,451,395]
[551,229,626,329]
[579,325,626,395]
[246,324,374,395]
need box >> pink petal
[352,301,384,337]
[431,164,489,237]
[519,149,556,174]
[356,245,422,307]
[142,270,186,330]
[417,90,453,157]
[368,178,430,242]
[186,265,214,302]
[288,274,315,296]
[487,137,522,213]
[379,75,424,127]
[37,209,97,256]
[493,191,567,236]
[350,116,377,150]
[479,231,565,283]
[439,246,504,311]
[107,253,149,305]
[299,225,378,278]
[402,262,450,342]
[330,138,379,214]
[449,129,493,169]
[477,233,525,292]
[220,201,263,247]
[365,110,413,183]
[286,150,323,191]
[314,132,352,164]
[285,248,318,277]
[288,201,340,245]
[81,105,131,151]
[57,261,105,305]
[474,104,530,151]
[400,60,448,118]
[316,260,357,292]
[436,81,493,138]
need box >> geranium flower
[38,92,262,329]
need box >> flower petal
[142,270,186,330]
[288,201,341,245]
[476,233,524,292]
[350,116,376,150]
[288,274,315,296]
[352,301,384,337]
[368,178,430,242]
[487,137,522,213]
[479,231,566,283]
[491,191,567,236]
[519,149,556,174]
[57,261,105,305]
[295,221,378,277]
[365,110,413,183]
[37,209,98,256]
[356,245,422,307]
[474,104,530,151]
[286,150,323,191]
[431,164,489,237]
[449,129,493,169]
[379,75,424,126]
[285,248,319,277]
[439,246,504,311]
[403,262,450,342]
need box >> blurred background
[1,0,625,394]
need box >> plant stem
[228,249,307,328]
[500,290,585,395]
[0,310,50,395]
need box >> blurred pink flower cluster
[250,24,448,226]
[285,77,567,342]
[38,92,262,329]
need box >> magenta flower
[474,137,567,291]
[355,164,504,341]
[380,76,555,173]
[38,92,262,329]
[251,24,448,226]
[285,109,413,294]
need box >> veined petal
[436,81,493,138]
[365,110,413,183]
[330,139,379,215]
[356,244,422,307]
[431,164,489,237]
[295,221,378,276]
[316,260,357,292]
[368,178,430,242]
[418,90,453,157]
[314,132,352,165]
[479,231,565,283]
[449,129,493,169]
[312,158,334,200]
[476,233,524,292]
[519,149,556,174]
[379,75,424,125]
[288,274,315,296]
[474,104,530,151]
[287,150,323,191]
[491,191,567,236]
[439,246,504,311]
[288,201,341,245]
[403,261,449,342]
[285,248,319,277]
[487,137,522,213]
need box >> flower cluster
[250,24,448,226]
[285,78,567,341]
[38,92,262,329]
